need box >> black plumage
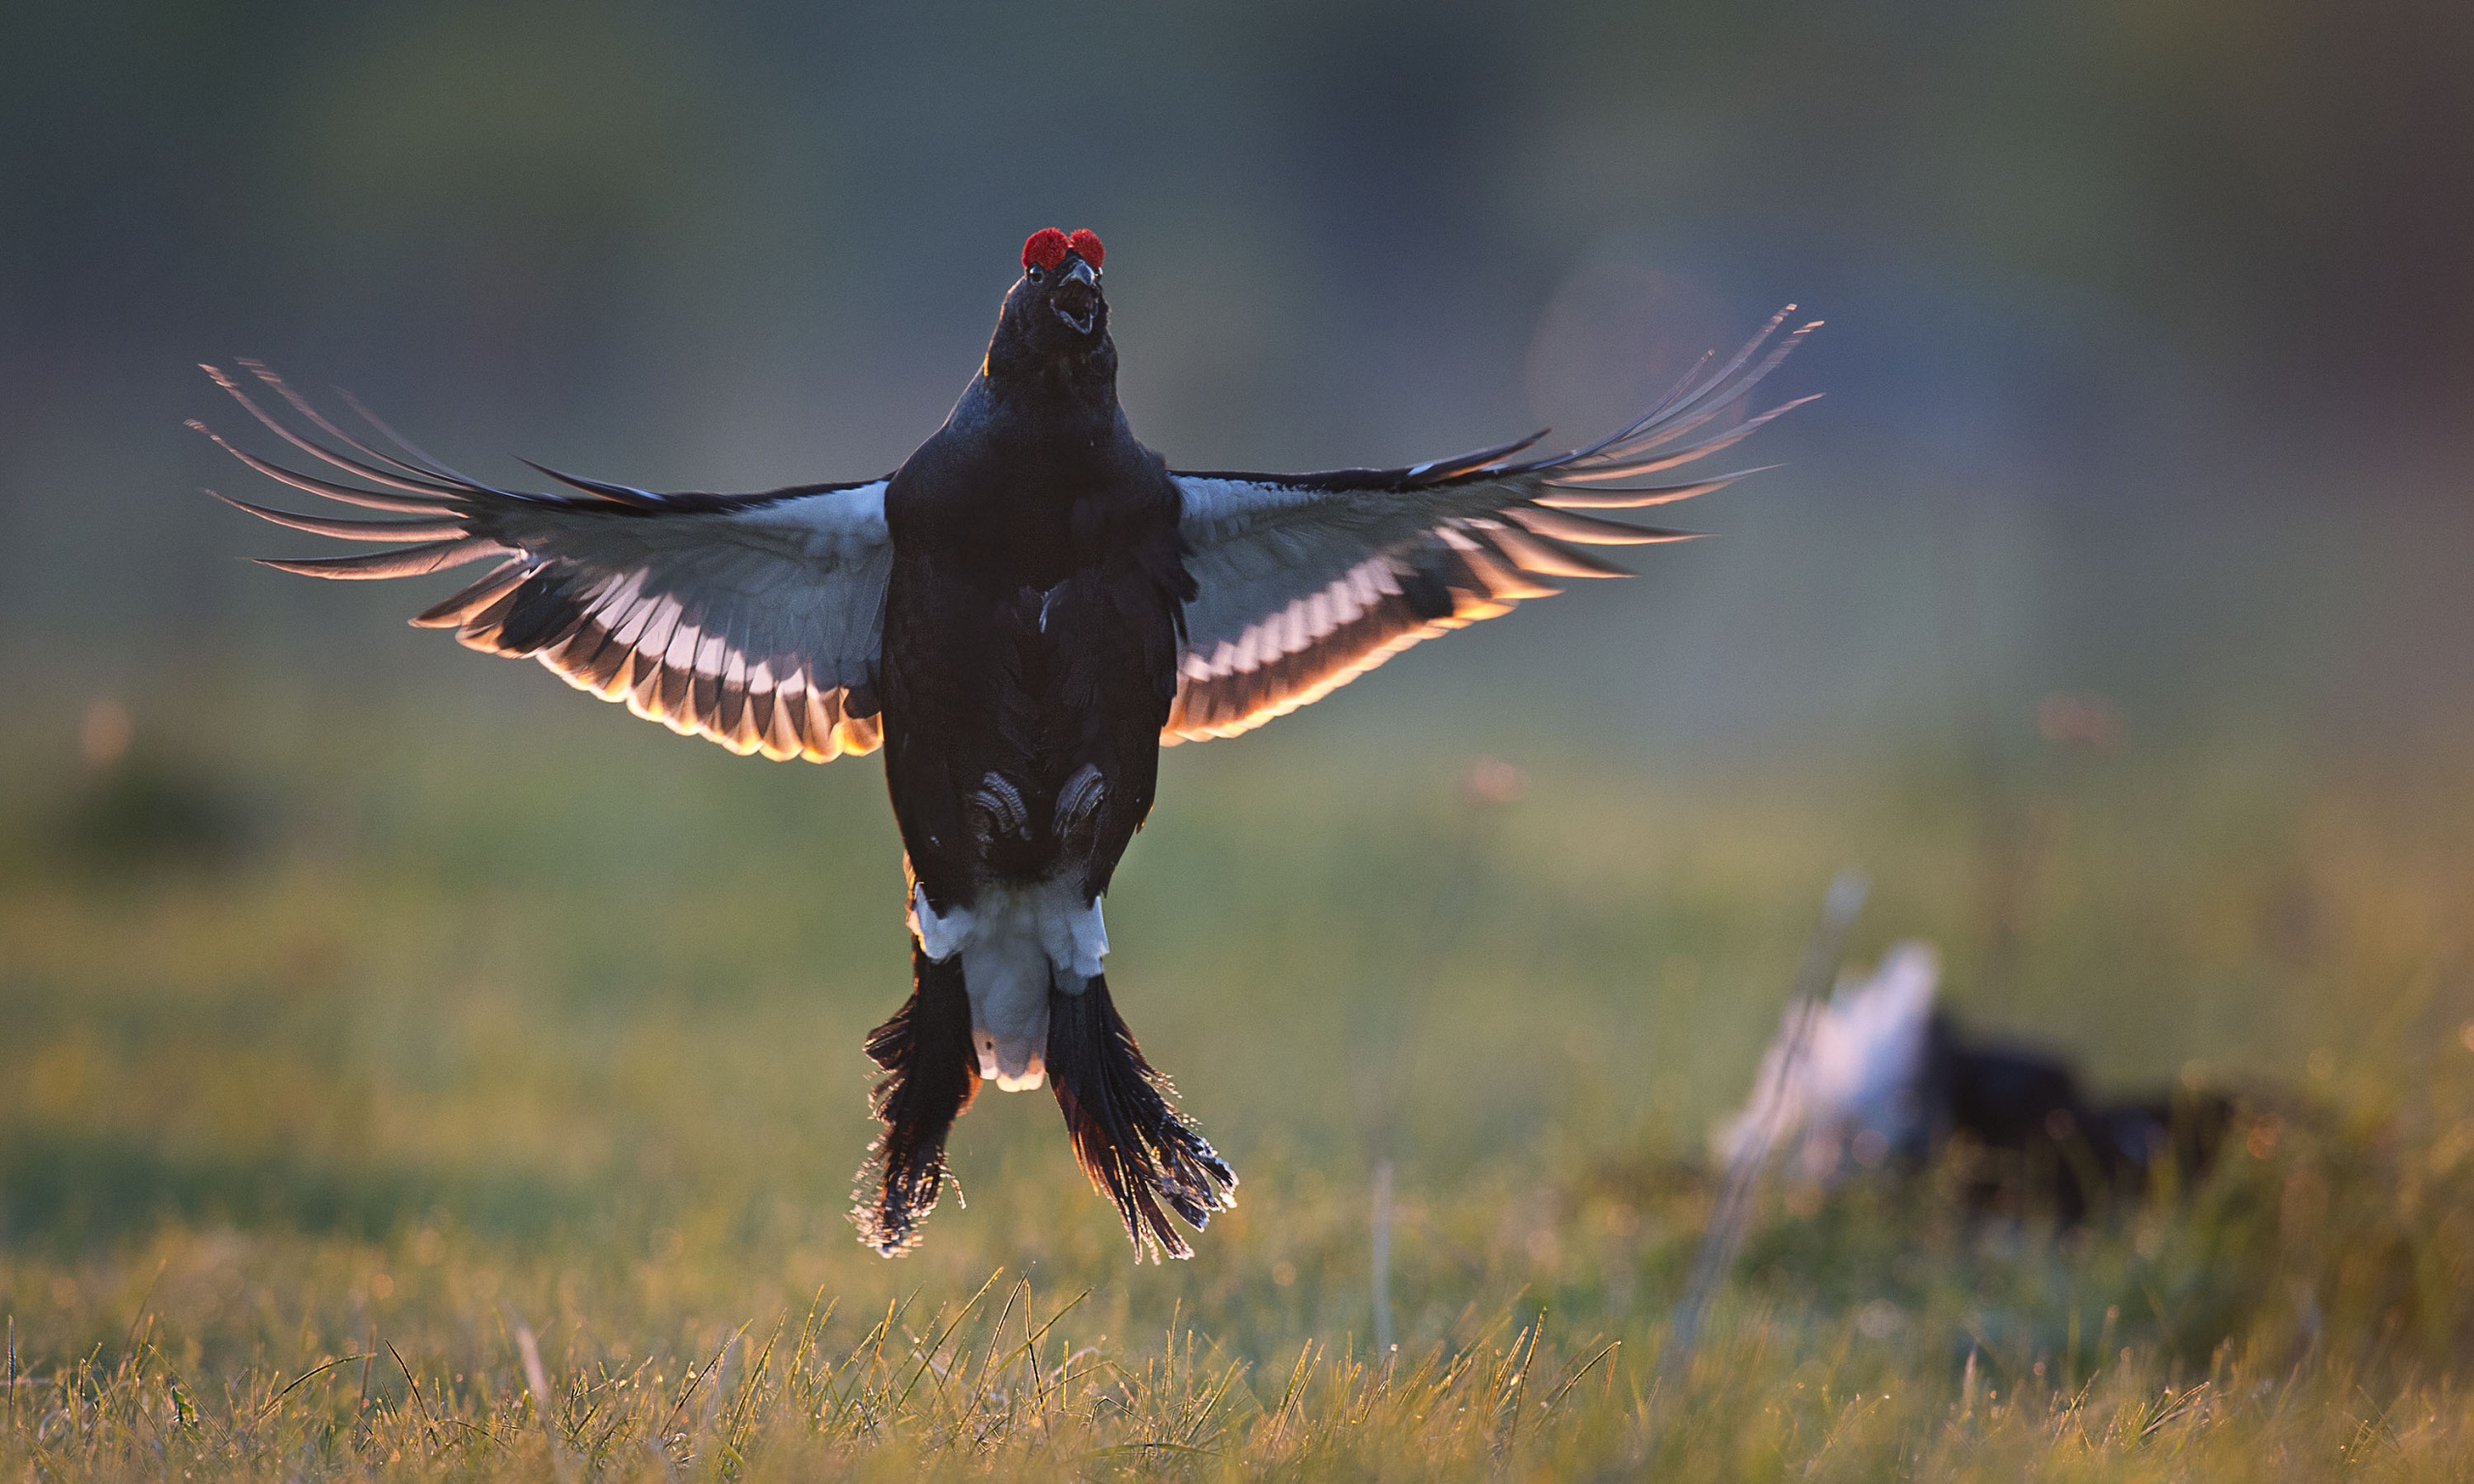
[198,229,1813,1259]
[1919,1013,2238,1224]
[854,946,981,1254]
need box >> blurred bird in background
[198,227,1814,1258]
[1715,941,2237,1223]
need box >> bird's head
[987,228,1114,392]
[1017,228,1106,337]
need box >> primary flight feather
[199,228,1816,1259]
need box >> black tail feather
[850,946,979,1255]
[1047,976,1237,1261]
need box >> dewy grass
[2,688,2473,1477]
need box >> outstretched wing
[197,361,893,761]
[1165,307,1818,743]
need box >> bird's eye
[1025,265,1045,282]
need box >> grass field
[3,678,2471,1479]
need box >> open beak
[1051,257,1100,335]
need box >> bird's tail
[850,944,979,1255]
[1046,975,1237,1261]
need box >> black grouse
[198,227,1816,1259]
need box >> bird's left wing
[197,362,894,761]
[1165,307,1818,742]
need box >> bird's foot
[965,772,1030,848]
[1053,763,1108,856]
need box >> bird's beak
[1052,257,1101,335]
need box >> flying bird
[197,227,1816,1259]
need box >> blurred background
[3,0,2473,1393]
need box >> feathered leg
[1047,975,1237,1261]
[850,944,979,1255]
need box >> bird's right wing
[1166,307,1817,742]
[197,362,894,761]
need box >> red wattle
[1021,228,1070,271]
[1067,229,1105,269]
